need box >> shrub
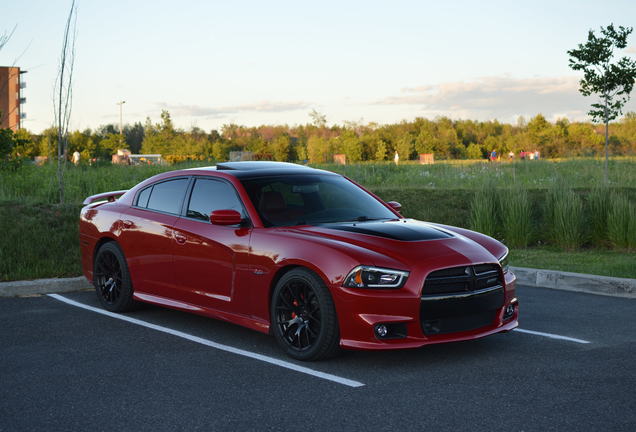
[587,186,609,246]
[607,193,636,250]
[470,188,497,237]
[545,188,584,250]
[499,188,532,247]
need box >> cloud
[155,100,311,118]
[626,46,636,54]
[375,76,596,121]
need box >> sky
[3,0,636,133]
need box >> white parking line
[48,294,365,388]
[514,328,591,344]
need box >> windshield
[241,174,398,227]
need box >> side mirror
[387,201,402,213]
[210,209,242,225]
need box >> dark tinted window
[241,174,397,227]
[146,178,189,214]
[186,178,245,221]
[136,186,152,208]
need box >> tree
[68,129,95,159]
[374,140,387,161]
[99,133,124,158]
[53,0,78,203]
[466,143,482,159]
[306,135,330,163]
[124,122,145,153]
[415,129,435,154]
[0,128,31,170]
[212,140,232,161]
[271,134,291,161]
[309,109,327,128]
[11,128,37,158]
[341,131,363,163]
[395,135,414,161]
[141,111,176,155]
[0,128,14,160]
[568,24,636,183]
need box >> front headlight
[498,251,509,274]
[343,266,409,289]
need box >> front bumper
[333,270,519,350]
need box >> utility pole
[116,100,126,145]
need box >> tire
[271,268,340,361]
[93,242,136,312]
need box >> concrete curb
[1,268,635,299]
[0,276,92,297]
[511,266,636,299]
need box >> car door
[120,177,189,299]
[171,177,252,310]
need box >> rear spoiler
[82,190,128,206]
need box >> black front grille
[422,311,497,335]
[420,264,504,335]
[422,264,501,295]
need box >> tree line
[2,110,636,167]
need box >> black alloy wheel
[93,242,136,312]
[271,268,340,361]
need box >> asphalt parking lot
[1,285,635,431]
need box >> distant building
[112,149,132,165]
[419,153,434,165]
[128,154,164,165]
[333,154,346,165]
[0,66,27,131]
[229,151,254,161]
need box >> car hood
[288,219,503,271]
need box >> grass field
[1,159,635,281]
[2,158,636,203]
[509,248,636,279]
[314,157,636,190]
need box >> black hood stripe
[321,221,453,241]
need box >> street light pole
[116,100,126,145]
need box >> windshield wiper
[341,216,389,223]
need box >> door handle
[174,233,187,244]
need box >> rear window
[145,178,189,214]
[136,186,152,208]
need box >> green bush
[469,188,498,237]
[607,193,636,250]
[546,188,584,250]
[0,202,81,281]
[587,186,609,246]
[499,188,532,248]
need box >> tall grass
[469,188,498,237]
[0,161,208,204]
[314,158,636,190]
[499,188,532,248]
[2,159,636,281]
[546,188,585,250]
[587,186,609,246]
[3,159,636,204]
[607,193,636,250]
[0,203,81,280]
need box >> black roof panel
[214,161,335,179]
[217,161,312,171]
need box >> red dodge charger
[80,161,518,360]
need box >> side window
[146,178,189,214]
[136,186,152,208]
[186,178,245,222]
